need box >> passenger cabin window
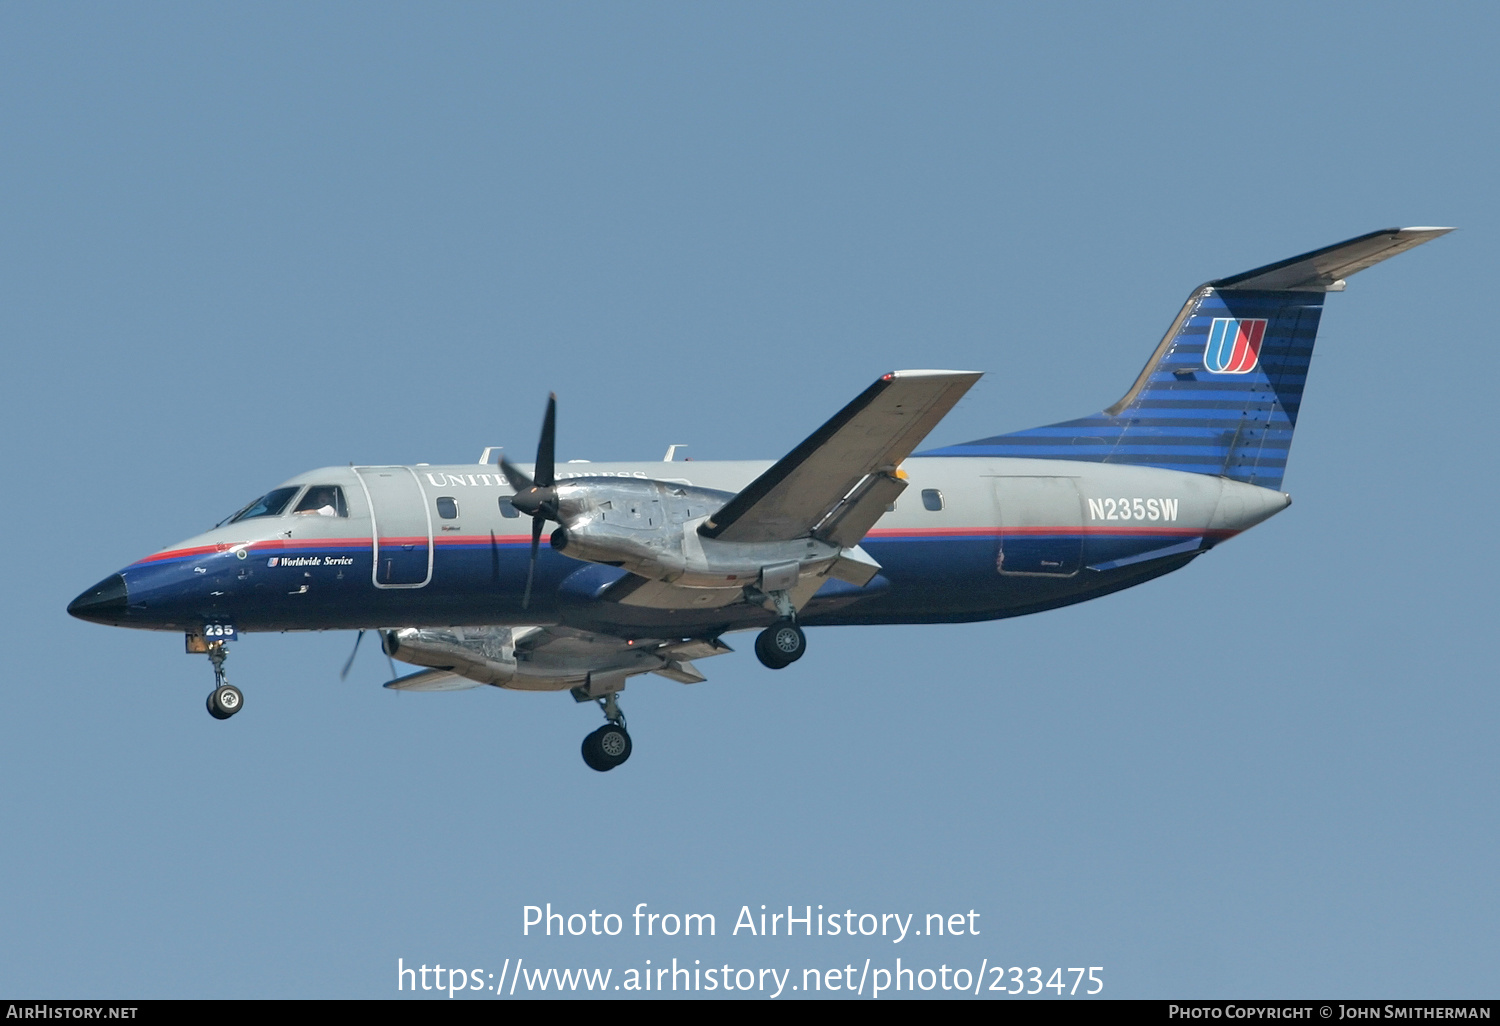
[225,486,299,524]
[293,485,348,518]
[436,496,459,519]
[498,497,520,518]
[921,488,944,511]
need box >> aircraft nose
[67,573,129,624]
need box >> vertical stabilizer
[921,228,1452,490]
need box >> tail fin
[922,227,1452,490]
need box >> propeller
[340,628,400,682]
[339,629,365,680]
[499,393,560,609]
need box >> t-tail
[922,227,1452,489]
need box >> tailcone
[1210,480,1293,537]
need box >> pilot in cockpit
[293,486,342,517]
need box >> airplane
[68,227,1450,771]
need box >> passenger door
[354,467,433,588]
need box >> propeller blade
[535,393,556,488]
[523,514,543,608]
[502,394,561,519]
[381,630,398,682]
[499,453,534,493]
[340,629,365,680]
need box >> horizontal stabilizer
[1087,537,1204,572]
[1211,227,1453,292]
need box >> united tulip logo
[1203,317,1267,374]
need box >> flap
[815,472,907,549]
[652,659,708,684]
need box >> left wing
[381,624,732,692]
[384,668,484,691]
[699,369,982,544]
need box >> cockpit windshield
[293,485,347,517]
[220,486,300,526]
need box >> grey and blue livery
[69,227,1450,770]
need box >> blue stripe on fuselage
[115,528,1213,634]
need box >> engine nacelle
[547,477,843,588]
[383,626,518,685]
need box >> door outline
[353,466,435,589]
[991,476,1084,577]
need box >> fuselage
[70,456,1290,639]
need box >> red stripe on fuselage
[865,526,1235,539]
[131,526,1236,567]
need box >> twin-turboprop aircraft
[69,228,1449,770]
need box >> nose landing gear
[208,683,243,719]
[203,641,244,720]
[581,692,632,772]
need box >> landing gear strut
[581,691,632,772]
[754,620,805,669]
[204,641,244,720]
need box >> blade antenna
[339,630,365,681]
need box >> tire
[580,731,607,771]
[582,723,632,771]
[209,684,243,719]
[755,622,805,669]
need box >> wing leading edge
[699,369,982,544]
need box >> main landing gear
[204,641,244,720]
[754,620,806,670]
[581,692,632,772]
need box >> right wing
[699,369,981,544]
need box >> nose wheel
[203,641,244,720]
[754,620,805,669]
[208,684,243,719]
[581,692,632,771]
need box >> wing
[383,624,732,692]
[699,369,982,544]
[384,668,485,691]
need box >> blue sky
[2,2,1495,998]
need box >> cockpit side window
[294,485,348,518]
[225,486,300,524]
